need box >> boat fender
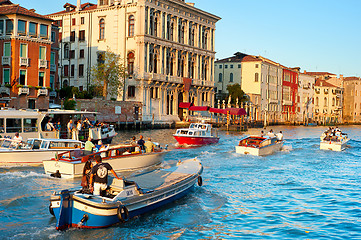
[197,176,203,186]
[49,204,54,216]
[117,205,129,222]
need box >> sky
[15,0,361,77]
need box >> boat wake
[281,145,293,152]
[0,170,45,180]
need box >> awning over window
[209,107,226,114]
[189,106,210,111]
[179,102,192,109]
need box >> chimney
[76,0,81,11]
[340,74,343,81]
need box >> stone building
[0,0,58,110]
[214,52,248,100]
[342,76,361,123]
[297,71,315,123]
[48,0,220,123]
[314,79,342,124]
[241,55,283,124]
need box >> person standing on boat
[55,121,61,139]
[89,155,122,196]
[267,129,276,138]
[84,137,95,155]
[45,120,55,131]
[67,119,73,139]
[81,160,93,194]
[260,130,265,137]
[276,131,284,141]
[144,138,156,153]
[76,120,82,140]
[13,132,23,141]
[137,135,145,152]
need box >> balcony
[18,87,29,95]
[2,56,11,65]
[0,87,10,95]
[50,64,56,72]
[39,59,48,68]
[37,88,48,97]
[269,98,278,104]
[20,57,29,67]
[282,99,293,106]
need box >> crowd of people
[323,126,344,141]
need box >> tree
[226,83,249,105]
[90,49,128,99]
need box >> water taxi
[320,131,349,151]
[0,108,116,143]
[0,138,83,166]
[49,158,203,230]
[235,135,284,156]
[43,144,167,178]
[173,122,219,146]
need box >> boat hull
[173,135,219,146]
[50,159,202,229]
[235,141,284,156]
[0,150,61,166]
[320,139,349,151]
[43,151,165,178]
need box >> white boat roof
[28,138,82,142]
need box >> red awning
[179,102,192,109]
[209,107,247,115]
[209,108,227,114]
[225,108,247,115]
[189,106,210,111]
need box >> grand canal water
[1,126,361,239]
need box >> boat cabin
[239,136,278,148]
[0,138,83,151]
[175,123,214,137]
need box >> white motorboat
[0,138,83,166]
[43,144,167,178]
[49,158,203,230]
[173,123,219,146]
[235,135,284,156]
[0,109,116,143]
[320,131,349,151]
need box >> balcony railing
[39,59,48,68]
[269,98,278,104]
[18,87,29,95]
[50,64,56,72]
[282,99,293,106]
[37,88,48,96]
[0,87,10,95]
[20,57,29,67]
[2,56,11,65]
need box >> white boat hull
[235,141,284,156]
[320,139,349,151]
[43,151,165,178]
[0,150,62,166]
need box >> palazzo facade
[49,0,220,123]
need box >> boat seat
[110,178,125,191]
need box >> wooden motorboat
[0,138,83,166]
[235,135,284,156]
[49,158,203,230]
[43,144,167,178]
[320,130,349,151]
[173,123,219,146]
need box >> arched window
[218,73,222,82]
[255,73,259,82]
[324,97,327,107]
[127,52,135,75]
[128,15,134,37]
[64,43,69,59]
[154,17,158,37]
[315,97,319,106]
[230,73,233,82]
[99,18,105,40]
[332,97,335,106]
